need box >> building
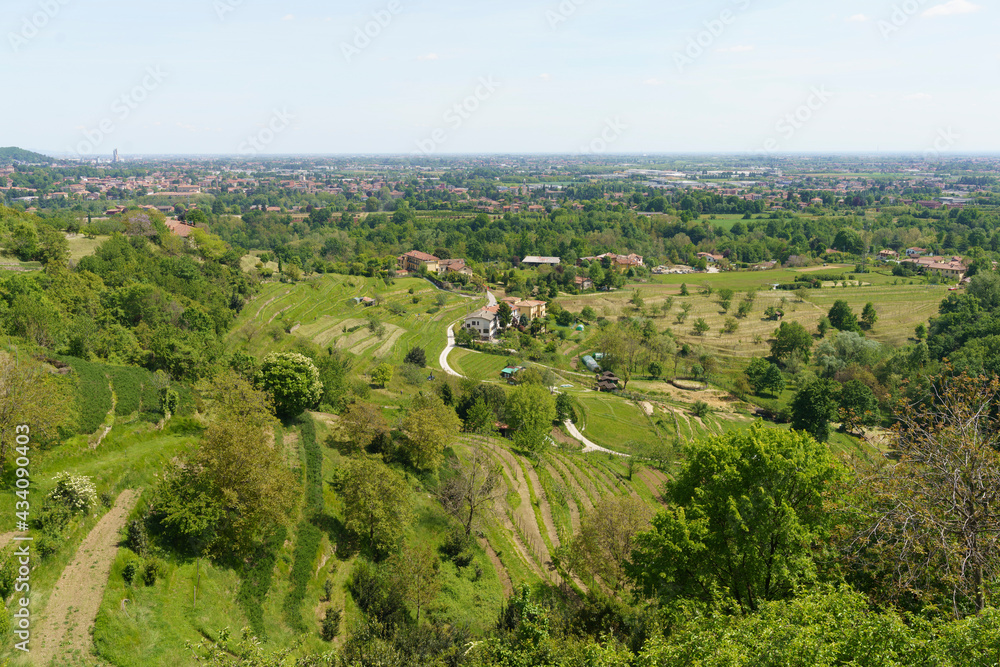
[906,248,926,258]
[463,308,500,340]
[596,371,620,392]
[521,256,561,268]
[437,258,473,276]
[579,253,644,271]
[398,250,440,274]
[574,275,594,290]
[502,297,546,320]
[877,249,899,261]
[697,252,725,264]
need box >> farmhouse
[596,371,620,392]
[463,308,500,340]
[574,275,594,290]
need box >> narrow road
[564,420,628,457]
[439,289,494,378]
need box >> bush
[440,527,474,567]
[399,363,425,386]
[691,401,711,418]
[404,346,427,367]
[321,607,342,641]
[47,472,98,513]
[123,559,141,586]
[125,518,149,556]
[142,558,164,586]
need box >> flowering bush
[47,473,98,513]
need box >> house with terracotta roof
[463,308,499,340]
[398,250,440,274]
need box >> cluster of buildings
[878,247,969,281]
[396,250,474,278]
[577,252,644,270]
[462,297,548,341]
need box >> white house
[463,308,500,340]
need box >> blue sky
[3,0,996,156]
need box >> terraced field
[454,434,668,594]
[227,274,485,369]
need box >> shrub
[691,401,711,418]
[321,607,342,641]
[142,558,164,586]
[125,518,149,556]
[123,559,141,586]
[404,346,427,367]
[47,472,98,513]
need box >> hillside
[0,146,53,164]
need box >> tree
[496,302,513,328]
[838,379,879,435]
[648,360,664,379]
[860,302,878,330]
[692,318,710,336]
[400,393,461,470]
[679,283,689,296]
[597,320,644,389]
[828,300,860,333]
[629,424,841,612]
[156,377,296,561]
[717,288,734,313]
[403,346,427,367]
[339,402,390,454]
[915,323,927,340]
[255,352,323,418]
[723,317,739,334]
[555,391,574,422]
[660,297,674,318]
[736,299,753,319]
[504,384,556,451]
[629,289,645,310]
[371,363,393,388]
[580,305,596,321]
[388,543,440,624]
[770,321,813,364]
[566,495,654,589]
[337,456,412,553]
[744,357,771,395]
[791,378,839,442]
[464,397,498,435]
[438,448,502,537]
[676,303,693,324]
[849,373,1000,617]
[0,352,71,468]
[761,363,785,397]
[818,316,831,337]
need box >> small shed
[596,371,620,392]
[575,324,585,332]
[500,366,524,382]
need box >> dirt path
[32,489,140,666]
[478,537,514,597]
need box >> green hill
[0,146,54,164]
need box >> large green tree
[337,456,412,553]
[770,321,813,363]
[828,300,861,334]
[629,424,841,612]
[791,378,839,443]
[255,352,323,417]
[400,393,461,470]
[503,384,556,451]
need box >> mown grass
[449,349,511,382]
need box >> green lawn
[449,349,511,382]
[573,392,664,455]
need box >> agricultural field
[558,270,945,361]
[226,274,487,371]
[66,232,109,261]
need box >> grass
[66,233,109,261]
[572,392,663,455]
[449,349,512,382]
[227,274,485,374]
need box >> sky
[3,0,997,157]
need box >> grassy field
[558,273,945,361]
[450,349,512,382]
[66,233,109,261]
[226,274,486,372]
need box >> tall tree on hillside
[401,393,462,470]
[438,448,502,537]
[828,300,861,334]
[0,352,70,468]
[791,378,839,443]
[503,383,556,451]
[629,424,841,612]
[848,373,1000,618]
[337,456,412,554]
[597,320,644,389]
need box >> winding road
[564,419,628,457]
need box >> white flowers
[48,472,98,513]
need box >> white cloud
[905,93,933,101]
[923,0,981,17]
[643,78,665,86]
[539,73,552,81]
[281,14,294,21]
[847,14,869,22]
[417,53,440,61]
[716,45,754,53]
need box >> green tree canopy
[503,383,556,451]
[336,456,412,554]
[629,424,841,612]
[770,320,813,363]
[255,352,323,418]
[828,300,861,333]
[791,378,839,442]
